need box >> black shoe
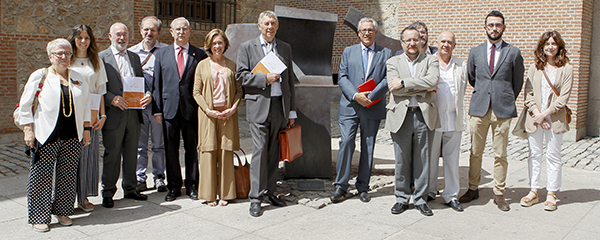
[266,194,286,207]
[124,191,148,201]
[427,195,436,202]
[249,202,262,217]
[359,191,371,202]
[188,189,199,200]
[415,203,433,216]
[102,197,114,208]
[330,188,347,203]
[155,178,167,192]
[445,199,464,212]
[136,181,148,192]
[459,189,479,203]
[165,189,181,201]
[391,202,409,214]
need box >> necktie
[489,44,495,75]
[177,46,185,78]
[362,47,369,78]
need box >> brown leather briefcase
[279,125,303,162]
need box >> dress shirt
[259,35,296,119]
[436,58,457,132]
[486,40,503,73]
[361,43,375,79]
[129,41,168,90]
[110,46,134,78]
[174,42,190,73]
[405,54,420,107]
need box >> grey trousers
[136,107,165,182]
[248,98,287,203]
[391,109,433,205]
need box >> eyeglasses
[52,51,73,58]
[359,28,375,34]
[486,23,504,29]
[173,27,190,32]
[401,38,420,43]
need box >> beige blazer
[19,68,91,144]
[524,63,573,134]
[193,57,243,152]
[385,53,440,133]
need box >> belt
[407,106,421,112]
[271,96,282,99]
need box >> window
[155,0,236,31]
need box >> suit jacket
[99,48,144,130]
[385,53,440,133]
[467,41,524,118]
[19,68,91,144]
[152,44,208,120]
[523,63,573,134]
[437,55,468,132]
[193,57,243,152]
[236,37,296,123]
[338,43,392,120]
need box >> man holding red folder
[331,17,392,203]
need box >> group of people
[331,10,573,217]
[18,8,573,232]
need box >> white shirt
[436,58,457,132]
[110,46,134,78]
[405,54,419,107]
[129,41,169,91]
[542,68,557,116]
[71,57,108,95]
[486,40,503,73]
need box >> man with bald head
[428,31,467,211]
[99,22,153,208]
[152,17,208,201]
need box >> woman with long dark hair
[68,24,108,212]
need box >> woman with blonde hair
[519,31,573,211]
[193,29,242,206]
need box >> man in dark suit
[395,21,437,56]
[458,10,524,211]
[99,22,152,208]
[236,11,296,217]
[152,17,207,202]
[330,17,392,204]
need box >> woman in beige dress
[193,29,243,206]
[519,31,573,211]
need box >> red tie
[489,44,495,75]
[177,46,185,78]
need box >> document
[357,78,382,108]
[89,93,102,125]
[123,77,145,109]
[252,51,287,74]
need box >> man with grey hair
[129,16,169,193]
[99,22,153,208]
[236,10,296,217]
[428,30,467,211]
[152,17,207,202]
[330,17,392,204]
[395,21,437,55]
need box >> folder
[357,78,381,108]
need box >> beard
[486,31,503,41]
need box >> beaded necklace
[52,66,73,117]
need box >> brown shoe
[458,189,479,203]
[493,194,510,211]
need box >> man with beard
[99,22,152,208]
[386,25,439,216]
[395,21,437,55]
[458,10,524,211]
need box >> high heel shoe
[520,190,539,207]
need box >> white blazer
[19,68,91,145]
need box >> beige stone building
[1,0,599,142]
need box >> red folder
[357,78,382,108]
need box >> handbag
[542,69,572,123]
[512,106,529,139]
[13,68,49,130]
[278,124,303,162]
[234,148,251,199]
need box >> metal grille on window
[155,0,237,31]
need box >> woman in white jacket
[19,38,91,232]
